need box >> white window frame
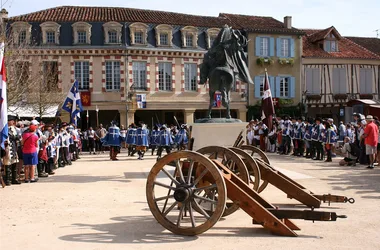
[279,77,289,98]
[185,34,194,47]
[105,61,121,91]
[132,61,147,90]
[158,62,172,91]
[103,22,123,44]
[134,31,143,44]
[159,33,169,46]
[18,30,26,45]
[108,31,118,44]
[74,61,90,91]
[184,63,197,91]
[46,31,56,44]
[77,31,87,44]
[281,38,289,57]
[260,37,269,57]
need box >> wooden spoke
[194,184,217,192]
[163,201,179,216]
[175,159,186,184]
[177,205,185,227]
[193,168,209,186]
[188,202,196,228]
[187,160,194,184]
[154,195,174,202]
[192,200,211,219]
[194,194,219,204]
[161,168,180,186]
[154,181,176,190]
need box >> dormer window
[103,22,123,44]
[324,33,338,52]
[206,28,220,49]
[181,26,198,48]
[209,35,217,47]
[129,22,148,46]
[46,31,56,44]
[155,24,173,47]
[11,21,32,46]
[40,21,61,45]
[185,34,194,47]
[72,22,92,45]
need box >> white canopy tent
[8,105,59,118]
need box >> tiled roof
[302,28,380,60]
[9,6,232,28]
[308,26,342,42]
[220,13,304,35]
[346,37,380,56]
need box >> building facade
[301,27,380,122]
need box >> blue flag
[62,80,83,125]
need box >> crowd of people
[246,113,380,169]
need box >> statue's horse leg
[207,88,215,119]
[220,74,232,119]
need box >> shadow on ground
[40,175,130,184]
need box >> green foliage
[278,58,294,66]
[256,57,274,67]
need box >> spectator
[338,137,357,166]
[87,127,97,154]
[22,122,39,183]
[363,115,379,169]
[338,121,346,141]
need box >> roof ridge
[343,37,380,59]
[346,36,380,39]
[219,12,278,19]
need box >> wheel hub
[174,187,191,202]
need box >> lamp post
[96,105,99,127]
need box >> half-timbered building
[301,26,380,122]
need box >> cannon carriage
[146,138,354,236]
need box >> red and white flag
[261,71,275,130]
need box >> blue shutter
[255,37,261,56]
[276,38,281,57]
[290,39,295,58]
[290,77,296,98]
[269,76,275,97]
[254,76,261,98]
[269,37,275,57]
[275,77,281,98]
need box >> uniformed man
[175,124,189,150]
[136,121,149,160]
[101,122,123,161]
[3,115,21,185]
[157,124,173,160]
[311,117,325,161]
[150,125,160,156]
[323,121,337,162]
[126,123,137,156]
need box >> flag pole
[96,105,99,127]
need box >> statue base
[190,121,248,151]
[195,118,243,123]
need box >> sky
[3,0,380,37]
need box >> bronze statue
[199,25,253,119]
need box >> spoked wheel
[240,145,270,193]
[229,147,261,191]
[146,151,227,236]
[196,146,249,217]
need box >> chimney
[284,16,292,29]
[0,8,8,19]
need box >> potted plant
[278,58,294,66]
[256,57,274,67]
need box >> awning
[8,105,59,118]
[346,99,379,107]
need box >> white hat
[366,115,374,120]
[31,120,39,125]
[361,120,367,125]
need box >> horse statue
[199,25,253,119]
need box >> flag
[62,80,84,125]
[0,42,8,149]
[213,93,222,108]
[260,71,275,130]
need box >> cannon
[146,145,353,236]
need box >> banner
[136,94,147,109]
[213,93,222,108]
[81,91,91,106]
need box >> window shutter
[359,68,366,93]
[332,68,340,94]
[255,37,261,56]
[289,39,295,58]
[289,77,295,98]
[275,77,281,97]
[269,37,275,57]
[339,68,347,94]
[305,68,313,94]
[313,68,321,94]
[254,76,261,98]
[366,69,373,94]
[276,38,281,57]
[269,76,275,97]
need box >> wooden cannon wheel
[196,146,249,217]
[229,147,261,191]
[146,150,227,236]
[239,145,270,193]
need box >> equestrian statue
[199,25,254,119]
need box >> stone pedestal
[190,122,248,151]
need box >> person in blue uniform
[323,121,337,162]
[136,121,149,160]
[126,123,137,156]
[294,117,305,156]
[101,122,123,161]
[311,117,325,161]
[175,124,189,150]
[280,116,292,155]
[150,125,160,156]
[157,124,173,160]
[304,118,313,158]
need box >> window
[46,31,56,44]
[260,37,269,57]
[185,34,194,47]
[159,33,169,46]
[105,61,121,91]
[324,33,338,52]
[18,31,26,45]
[206,28,220,48]
[332,68,347,94]
[259,76,265,96]
[158,62,172,91]
[305,68,321,94]
[77,31,87,44]
[360,68,373,94]
[134,31,143,44]
[43,61,58,91]
[108,31,118,43]
[279,77,289,97]
[74,61,90,90]
[209,35,217,47]
[132,62,147,90]
[184,63,197,91]
[281,38,289,57]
